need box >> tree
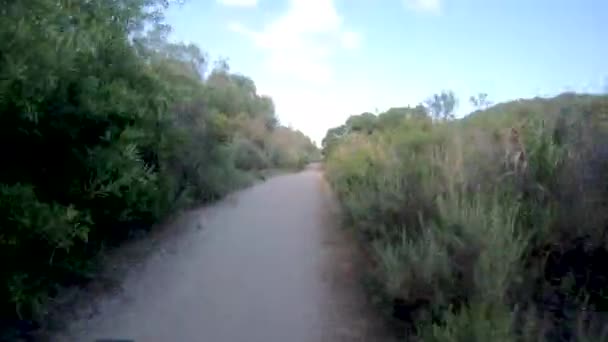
[322,125,350,155]
[469,92,492,110]
[376,106,428,130]
[425,90,457,120]
[346,112,377,134]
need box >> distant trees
[322,125,350,156]
[346,112,377,133]
[425,90,457,120]
[321,104,433,156]
[469,92,492,110]
[376,105,428,130]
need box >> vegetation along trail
[52,164,391,342]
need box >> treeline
[0,0,317,337]
[323,91,608,341]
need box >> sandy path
[51,164,391,342]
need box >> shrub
[232,137,271,170]
[324,93,608,341]
[0,0,318,337]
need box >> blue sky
[165,0,607,144]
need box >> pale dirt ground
[44,164,394,342]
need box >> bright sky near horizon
[165,0,607,144]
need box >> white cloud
[229,0,360,83]
[227,0,366,143]
[228,21,251,35]
[403,0,441,13]
[217,0,258,7]
[340,31,361,50]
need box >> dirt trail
[51,164,392,342]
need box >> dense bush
[324,94,608,341]
[233,137,271,171]
[0,0,317,337]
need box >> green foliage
[325,93,608,341]
[346,112,378,133]
[267,126,319,170]
[233,137,270,170]
[0,0,318,336]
